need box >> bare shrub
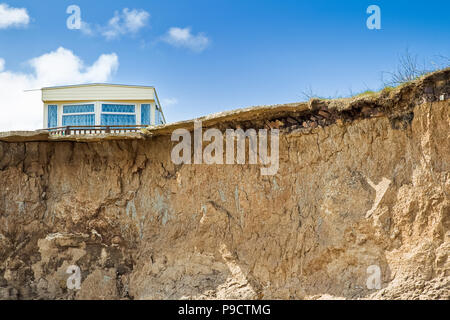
[382,50,449,87]
[382,49,429,86]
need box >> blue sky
[0,0,449,129]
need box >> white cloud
[74,8,150,40]
[101,8,150,40]
[0,3,30,29]
[162,98,178,107]
[0,47,119,131]
[80,21,94,36]
[162,27,210,52]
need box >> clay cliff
[0,69,449,300]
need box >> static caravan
[42,84,166,130]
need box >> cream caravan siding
[42,85,156,102]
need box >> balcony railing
[45,125,149,136]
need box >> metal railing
[45,125,148,136]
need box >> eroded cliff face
[0,70,449,300]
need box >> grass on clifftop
[301,50,449,102]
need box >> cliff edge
[0,69,449,300]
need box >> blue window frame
[141,104,150,125]
[47,105,58,128]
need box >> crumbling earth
[0,69,449,300]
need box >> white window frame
[44,103,60,128]
[140,103,153,126]
[150,102,156,126]
[43,101,153,128]
[43,104,49,128]
[99,101,140,125]
[61,102,96,127]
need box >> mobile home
[42,84,166,129]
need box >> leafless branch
[300,85,317,100]
[382,49,429,87]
